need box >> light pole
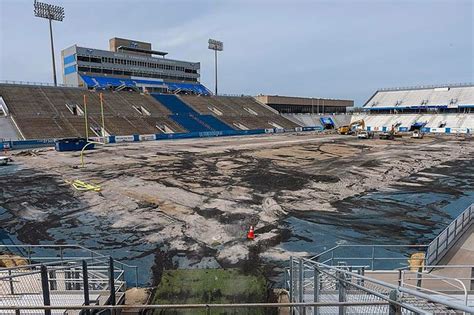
[34,0,65,86]
[208,39,223,95]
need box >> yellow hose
[69,179,101,192]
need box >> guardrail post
[135,266,139,288]
[289,256,293,306]
[388,289,401,315]
[314,266,320,315]
[397,269,402,287]
[27,246,31,263]
[82,260,90,315]
[371,246,375,271]
[8,269,14,294]
[298,258,304,315]
[40,265,51,315]
[338,272,346,315]
[454,219,457,240]
[357,268,361,286]
[416,266,423,290]
[109,257,116,309]
[445,225,449,250]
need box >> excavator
[337,119,365,135]
[379,125,399,140]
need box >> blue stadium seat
[171,115,211,132]
[165,82,210,95]
[151,94,234,132]
[199,115,233,131]
[151,94,199,115]
[80,75,208,94]
[80,75,98,87]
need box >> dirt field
[0,132,473,283]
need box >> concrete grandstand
[286,84,474,132]
[0,83,298,140]
[355,84,473,132]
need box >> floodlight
[34,0,65,86]
[208,39,224,95]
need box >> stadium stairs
[151,94,234,132]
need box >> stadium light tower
[34,0,65,86]
[208,39,223,95]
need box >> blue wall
[64,65,77,75]
[63,54,76,65]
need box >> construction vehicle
[338,119,366,135]
[379,125,400,140]
[357,130,375,139]
[0,156,9,166]
[411,130,424,139]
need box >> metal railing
[400,270,469,306]
[0,257,126,314]
[378,82,474,92]
[426,203,474,265]
[0,302,392,314]
[0,244,139,287]
[286,256,474,314]
[0,80,80,88]
[309,244,428,271]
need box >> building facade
[61,38,207,94]
[255,95,353,114]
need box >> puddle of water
[281,159,474,269]
[1,159,472,286]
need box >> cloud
[0,0,472,105]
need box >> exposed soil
[0,132,472,285]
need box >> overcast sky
[0,0,472,105]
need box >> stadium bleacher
[355,84,474,131]
[151,94,234,132]
[180,95,299,130]
[365,84,474,111]
[0,84,299,139]
[352,113,474,130]
[0,84,188,139]
[80,75,210,95]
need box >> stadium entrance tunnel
[320,117,335,129]
[409,121,427,131]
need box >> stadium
[0,1,473,314]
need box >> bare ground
[0,132,472,282]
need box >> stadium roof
[117,46,168,56]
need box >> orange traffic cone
[247,226,255,240]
